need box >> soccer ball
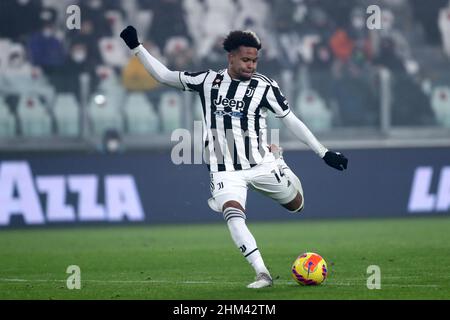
[291,252,328,285]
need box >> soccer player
[120,26,348,288]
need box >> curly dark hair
[223,30,262,52]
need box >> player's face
[228,46,258,81]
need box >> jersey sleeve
[179,70,210,92]
[132,44,184,90]
[262,80,291,118]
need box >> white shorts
[208,154,302,212]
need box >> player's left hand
[322,151,348,171]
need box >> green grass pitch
[0,216,449,300]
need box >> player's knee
[283,192,304,213]
[222,201,246,222]
[222,200,245,212]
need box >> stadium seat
[123,93,158,134]
[0,96,16,137]
[5,75,56,107]
[0,39,12,74]
[97,67,126,102]
[159,91,182,133]
[431,86,450,127]
[17,95,52,137]
[99,37,129,68]
[295,90,332,132]
[0,96,8,109]
[88,94,124,136]
[53,93,80,136]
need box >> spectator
[58,42,98,99]
[374,37,405,72]
[183,0,206,59]
[390,72,437,126]
[438,1,450,58]
[164,36,194,70]
[195,0,237,61]
[329,28,354,62]
[234,0,270,35]
[310,42,333,103]
[411,0,448,45]
[26,8,66,87]
[0,0,42,42]
[122,55,160,92]
[68,18,103,69]
[332,64,379,127]
[271,0,305,69]
[78,0,114,38]
[147,0,191,52]
[3,44,33,78]
[1,43,36,98]
[198,36,227,71]
[318,0,357,30]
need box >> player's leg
[249,154,304,213]
[282,191,303,212]
[208,172,272,288]
[249,166,302,213]
[222,200,273,288]
[269,144,304,212]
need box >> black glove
[323,151,348,171]
[120,25,140,50]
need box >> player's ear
[227,52,233,65]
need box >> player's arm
[281,112,348,170]
[264,82,348,171]
[281,111,327,157]
[120,26,184,90]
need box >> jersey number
[271,169,284,183]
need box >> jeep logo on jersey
[0,161,145,226]
[213,95,245,110]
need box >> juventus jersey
[179,69,291,172]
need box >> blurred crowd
[1,0,450,132]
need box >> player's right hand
[120,25,140,50]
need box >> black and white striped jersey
[179,69,290,172]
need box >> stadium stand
[159,90,183,133]
[295,89,332,131]
[123,92,158,134]
[0,96,16,137]
[17,94,52,137]
[431,85,450,127]
[0,0,449,149]
[53,93,80,136]
[88,92,123,136]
